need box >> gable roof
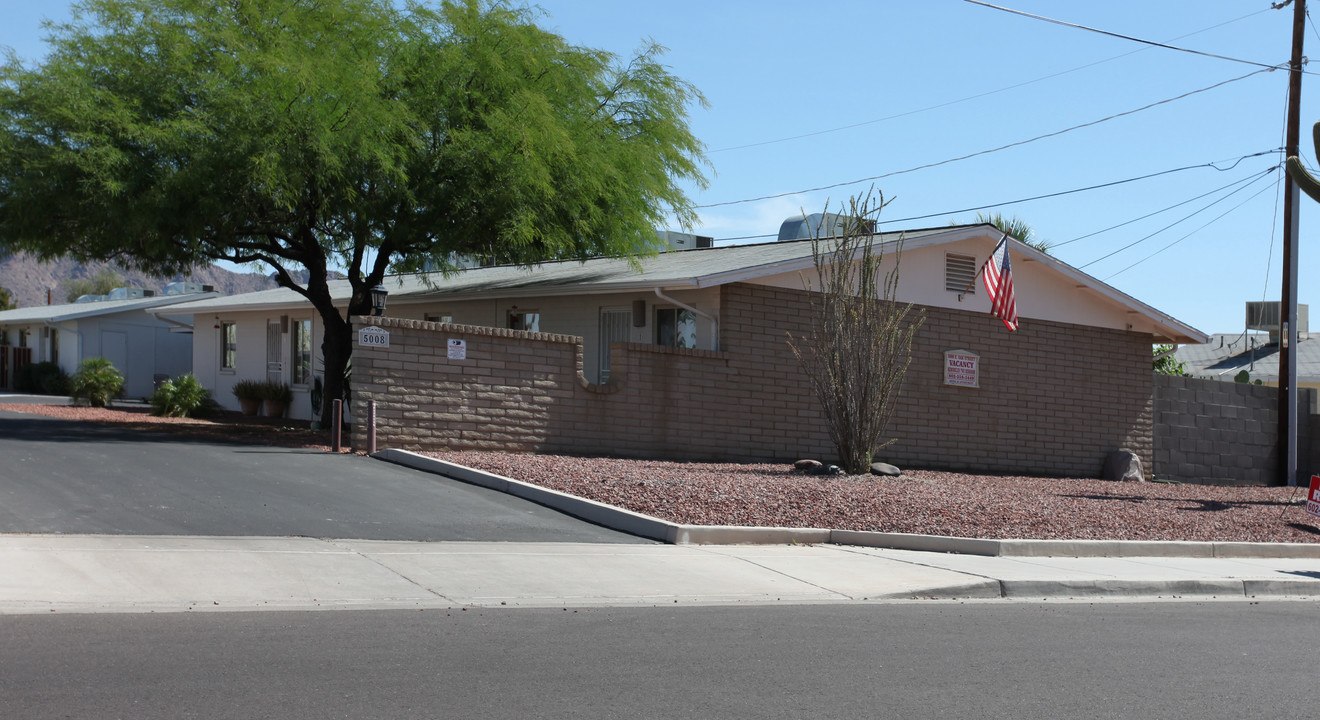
[0,292,219,325]
[156,224,1207,343]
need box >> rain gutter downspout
[654,288,719,351]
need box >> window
[946,253,977,293]
[221,322,237,370]
[17,329,27,348]
[291,319,312,385]
[49,329,58,365]
[424,313,454,324]
[509,311,540,332]
[655,308,696,348]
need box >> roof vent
[945,253,977,293]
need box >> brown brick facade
[353,282,1154,477]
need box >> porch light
[370,284,388,316]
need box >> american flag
[982,233,1018,332]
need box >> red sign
[1307,476,1320,519]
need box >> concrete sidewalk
[2,534,1320,615]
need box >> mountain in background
[0,253,338,307]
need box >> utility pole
[1280,0,1305,486]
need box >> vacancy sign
[1307,476,1320,520]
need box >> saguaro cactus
[1286,121,1320,203]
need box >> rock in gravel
[870,462,902,477]
[810,464,844,476]
[1102,449,1145,482]
[793,459,823,472]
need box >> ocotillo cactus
[1286,121,1320,203]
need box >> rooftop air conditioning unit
[1245,301,1308,340]
[657,230,714,251]
[777,213,876,243]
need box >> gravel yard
[6,401,1318,543]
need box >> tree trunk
[318,312,352,430]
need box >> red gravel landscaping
[5,401,1317,543]
[424,451,1320,544]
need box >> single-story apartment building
[158,224,1207,477]
[0,286,217,398]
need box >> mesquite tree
[788,191,925,475]
[0,0,708,427]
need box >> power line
[1103,180,1279,279]
[709,151,1279,244]
[878,154,1277,227]
[696,69,1276,209]
[710,7,1273,154]
[1079,166,1279,270]
[1050,163,1277,249]
[965,0,1295,72]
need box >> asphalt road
[1,601,1314,719]
[0,410,648,543]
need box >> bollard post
[331,398,342,452]
[367,399,377,455]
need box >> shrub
[259,380,293,404]
[232,379,264,400]
[68,357,124,408]
[151,374,216,418]
[14,361,68,395]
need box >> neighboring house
[159,223,1206,477]
[0,286,218,398]
[1173,303,1320,390]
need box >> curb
[374,450,1320,560]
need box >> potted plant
[260,380,293,419]
[232,379,263,416]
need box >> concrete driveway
[0,410,649,543]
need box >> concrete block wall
[353,282,1156,476]
[1152,374,1318,485]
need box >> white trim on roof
[0,292,220,324]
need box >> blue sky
[2,0,1316,335]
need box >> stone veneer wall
[1152,374,1318,485]
[352,282,1155,477]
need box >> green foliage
[14,361,68,394]
[1232,369,1263,385]
[0,0,708,425]
[976,213,1052,254]
[231,379,264,400]
[1287,122,1320,204]
[150,374,215,417]
[1152,344,1189,376]
[68,357,124,407]
[0,285,15,310]
[62,268,126,302]
[258,380,293,404]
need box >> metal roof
[0,292,219,325]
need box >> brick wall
[1153,374,1318,485]
[353,282,1156,477]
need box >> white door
[598,308,631,384]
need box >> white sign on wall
[358,326,390,348]
[448,338,467,360]
[944,349,979,388]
